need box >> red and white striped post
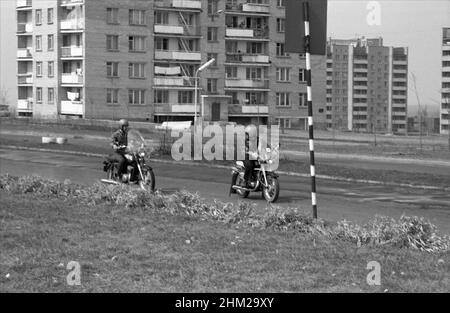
[303,2,318,219]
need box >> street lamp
[194,58,215,125]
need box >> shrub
[1,174,449,253]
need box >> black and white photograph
[0,0,449,299]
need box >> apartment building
[15,0,326,129]
[325,37,408,134]
[441,27,450,135]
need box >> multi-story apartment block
[15,0,326,129]
[325,37,408,134]
[441,27,450,135]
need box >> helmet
[119,119,129,128]
[244,125,257,138]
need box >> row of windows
[106,8,147,26]
[106,62,146,79]
[34,8,54,26]
[35,87,55,104]
[34,35,54,52]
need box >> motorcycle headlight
[125,154,133,161]
[268,160,274,164]
[139,152,145,157]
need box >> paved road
[1,148,449,233]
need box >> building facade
[325,37,408,134]
[441,27,450,135]
[15,0,326,128]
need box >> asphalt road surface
[1,148,449,234]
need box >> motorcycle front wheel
[139,167,156,192]
[263,175,280,203]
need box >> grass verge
[0,175,449,292]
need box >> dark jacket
[111,129,128,153]
[245,136,259,161]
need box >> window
[207,27,218,41]
[276,118,291,129]
[106,62,119,77]
[36,87,43,103]
[48,88,55,104]
[299,93,308,106]
[207,53,218,66]
[276,18,285,33]
[154,90,168,104]
[36,35,42,51]
[128,89,145,105]
[128,36,146,52]
[277,0,286,7]
[36,61,43,77]
[154,12,169,25]
[246,67,262,80]
[129,9,146,25]
[106,35,119,51]
[35,9,42,25]
[276,43,289,57]
[48,34,54,51]
[106,89,119,104]
[106,8,119,24]
[207,79,218,93]
[47,8,54,24]
[276,68,290,82]
[128,63,145,78]
[155,38,168,50]
[178,91,193,104]
[299,68,307,82]
[276,93,290,106]
[48,61,54,77]
[207,0,218,14]
[226,67,238,79]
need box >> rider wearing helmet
[242,125,259,188]
[111,119,129,181]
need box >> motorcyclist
[241,125,259,189]
[111,119,129,182]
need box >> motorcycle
[230,146,280,203]
[102,129,156,192]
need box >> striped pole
[303,2,318,219]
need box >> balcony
[229,105,269,115]
[154,24,201,36]
[154,25,184,35]
[61,101,83,115]
[242,3,270,14]
[18,74,33,85]
[61,46,83,58]
[225,79,269,90]
[61,73,83,84]
[226,53,270,64]
[60,19,84,31]
[154,50,201,61]
[17,48,32,59]
[226,28,254,38]
[17,99,33,112]
[16,0,32,9]
[153,76,195,88]
[171,0,201,9]
[61,0,84,6]
[17,23,33,33]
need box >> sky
[1,0,449,115]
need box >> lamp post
[194,58,216,125]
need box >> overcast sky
[1,0,449,114]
